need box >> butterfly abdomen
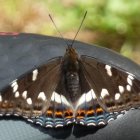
[65,71,80,101]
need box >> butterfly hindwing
[35,75,74,128]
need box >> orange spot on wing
[55,111,63,115]
[96,108,103,114]
[65,116,73,119]
[78,109,85,114]
[1,101,9,108]
[76,116,84,119]
[87,109,95,115]
[47,110,53,115]
[64,109,73,118]
[76,109,86,119]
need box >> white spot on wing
[22,91,27,99]
[36,122,43,126]
[5,113,11,116]
[32,69,38,81]
[51,92,55,101]
[128,74,134,80]
[80,121,84,125]
[115,93,120,100]
[55,124,63,128]
[98,121,105,125]
[101,88,109,98]
[76,89,97,107]
[27,98,32,105]
[11,79,17,87]
[105,65,112,76]
[91,89,97,99]
[51,91,61,103]
[38,92,46,101]
[90,89,97,99]
[27,119,34,123]
[0,95,2,102]
[11,80,18,92]
[61,95,70,106]
[107,118,114,122]
[86,90,93,102]
[14,114,19,116]
[66,121,72,125]
[126,85,131,91]
[118,85,124,94]
[15,91,19,98]
[46,124,53,128]
[127,75,133,86]
[77,93,86,106]
[13,84,18,92]
[87,122,96,126]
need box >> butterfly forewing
[35,74,74,128]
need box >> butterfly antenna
[49,14,69,47]
[70,11,87,47]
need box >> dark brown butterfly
[0,12,140,128]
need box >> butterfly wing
[75,55,140,126]
[0,57,74,127]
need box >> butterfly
[0,12,140,128]
[0,43,140,128]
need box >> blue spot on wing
[76,112,118,126]
[29,115,74,128]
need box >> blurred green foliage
[0,0,140,63]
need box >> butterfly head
[63,46,80,82]
[65,46,79,61]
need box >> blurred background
[0,0,140,64]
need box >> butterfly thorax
[63,47,81,103]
